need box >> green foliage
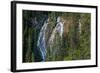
[64,13,91,60]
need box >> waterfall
[37,19,48,61]
[48,17,64,60]
[56,17,64,37]
[79,19,81,34]
[49,17,64,44]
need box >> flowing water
[37,17,64,61]
[49,17,64,44]
[37,19,48,61]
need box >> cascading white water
[56,17,64,37]
[79,19,81,34]
[37,19,48,61]
[48,17,64,59]
[49,17,64,44]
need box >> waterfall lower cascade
[37,19,48,61]
[37,17,64,61]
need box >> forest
[22,10,91,62]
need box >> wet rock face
[28,15,48,29]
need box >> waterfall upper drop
[56,17,64,37]
[46,16,64,61]
[48,17,64,44]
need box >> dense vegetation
[22,10,91,62]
